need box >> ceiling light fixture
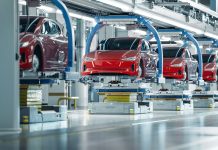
[133,8,204,35]
[96,0,133,12]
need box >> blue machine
[85,15,165,83]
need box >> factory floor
[1,109,218,150]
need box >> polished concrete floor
[1,109,218,150]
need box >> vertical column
[21,5,26,15]
[76,19,86,72]
[0,0,20,132]
[74,19,88,109]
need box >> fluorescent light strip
[38,5,55,13]
[19,1,26,5]
[133,8,204,35]
[132,29,147,35]
[205,32,218,40]
[18,0,95,24]
[96,0,218,40]
[96,0,133,12]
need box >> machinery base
[20,105,67,124]
[88,102,153,114]
[193,99,215,108]
[149,100,193,111]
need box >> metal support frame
[85,15,165,83]
[158,29,204,85]
[50,0,81,82]
[51,0,74,72]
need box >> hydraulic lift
[85,15,165,114]
[147,79,194,111]
[89,79,153,114]
[20,0,79,123]
[145,29,204,111]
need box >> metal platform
[146,100,193,111]
[192,91,218,108]
[20,105,67,124]
[88,101,153,114]
[144,91,193,111]
[193,98,215,108]
[20,71,80,85]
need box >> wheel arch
[33,43,44,71]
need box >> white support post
[0,0,20,133]
[73,19,88,109]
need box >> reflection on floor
[1,109,218,150]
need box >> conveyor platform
[192,91,218,108]
[144,91,193,111]
[89,82,153,114]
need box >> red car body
[19,16,68,72]
[81,37,158,78]
[162,47,198,80]
[193,54,217,82]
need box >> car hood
[19,32,35,43]
[164,58,184,65]
[86,50,139,60]
[203,63,216,70]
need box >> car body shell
[193,54,217,82]
[19,16,68,72]
[81,37,158,78]
[163,47,198,80]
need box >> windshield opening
[97,38,140,51]
[19,17,40,33]
[162,47,181,58]
[193,54,215,63]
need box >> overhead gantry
[158,29,204,86]
[85,15,165,84]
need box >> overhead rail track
[93,0,218,40]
